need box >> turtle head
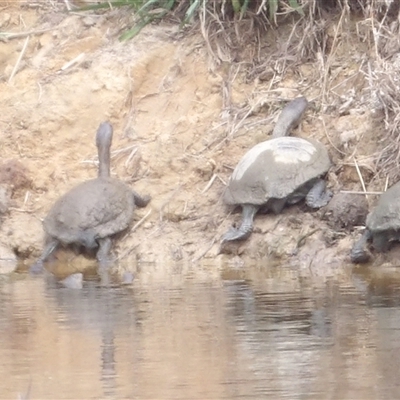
[96,122,113,149]
[96,122,113,179]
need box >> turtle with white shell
[222,97,332,243]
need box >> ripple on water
[0,264,400,399]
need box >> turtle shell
[44,177,135,246]
[367,181,400,233]
[223,136,331,205]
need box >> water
[2,264,400,399]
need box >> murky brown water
[2,264,400,399]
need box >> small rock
[121,271,134,284]
[60,273,83,289]
[323,192,368,231]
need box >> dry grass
[190,0,400,185]
[9,0,400,187]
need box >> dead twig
[0,28,53,41]
[116,209,152,260]
[124,147,138,169]
[201,173,217,193]
[296,228,319,249]
[60,53,86,71]
[192,237,216,262]
[8,36,30,84]
[353,157,368,200]
[340,190,382,195]
[131,209,152,233]
[8,208,33,213]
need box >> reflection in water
[1,266,400,399]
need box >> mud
[0,4,394,276]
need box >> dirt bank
[0,3,394,277]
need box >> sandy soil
[0,3,395,278]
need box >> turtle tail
[133,191,151,208]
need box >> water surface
[1,264,400,399]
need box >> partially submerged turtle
[351,181,400,263]
[31,122,150,274]
[222,97,332,243]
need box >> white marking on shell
[233,137,317,180]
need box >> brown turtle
[31,122,150,274]
[351,181,400,263]
[222,97,332,243]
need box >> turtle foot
[306,180,333,208]
[350,248,371,264]
[221,227,252,243]
[350,229,373,264]
[30,239,59,275]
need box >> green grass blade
[73,0,134,11]
[269,0,278,21]
[288,0,305,16]
[231,0,241,14]
[119,16,153,40]
[240,0,249,18]
[137,0,161,13]
[119,6,169,41]
[165,0,177,11]
[183,0,201,24]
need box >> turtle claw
[30,239,59,275]
[222,204,257,243]
[221,227,252,243]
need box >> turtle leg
[96,237,113,269]
[97,237,114,285]
[350,229,373,263]
[132,191,151,208]
[306,179,333,208]
[222,204,259,243]
[30,238,59,274]
[372,232,390,253]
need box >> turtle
[351,181,400,263]
[222,97,332,243]
[30,121,151,274]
